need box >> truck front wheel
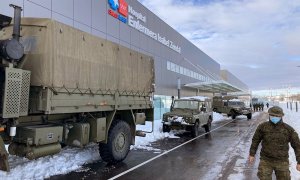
[99,120,132,164]
[247,113,252,120]
[231,110,236,119]
[162,124,171,133]
[191,121,199,138]
[204,117,212,133]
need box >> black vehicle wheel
[191,121,199,138]
[204,123,211,133]
[231,111,236,119]
[99,120,132,164]
[247,113,252,120]
[162,124,171,133]
[204,118,212,133]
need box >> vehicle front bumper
[162,121,194,130]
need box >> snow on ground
[213,112,230,122]
[212,111,260,123]
[0,143,100,180]
[132,120,183,151]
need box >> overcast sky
[138,0,300,91]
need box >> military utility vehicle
[162,97,213,137]
[212,96,252,120]
[0,5,154,171]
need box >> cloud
[138,0,300,90]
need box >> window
[175,64,180,73]
[171,62,176,72]
[184,68,187,76]
[166,62,208,81]
[180,66,184,74]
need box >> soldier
[253,103,257,112]
[248,106,300,179]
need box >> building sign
[108,0,127,23]
[108,0,181,54]
[118,0,128,17]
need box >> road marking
[109,119,235,180]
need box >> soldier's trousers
[257,159,290,180]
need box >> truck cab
[162,97,213,137]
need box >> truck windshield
[228,101,245,106]
[173,100,199,109]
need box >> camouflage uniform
[250,107,300,180]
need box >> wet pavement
[50,113,265,180]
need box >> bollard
[290,102,292,110]
[296,102,298,112]
[287,102,289,109]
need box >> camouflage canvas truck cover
[162,97,213,137]
[0,5,154,171]
[212,96,252,120]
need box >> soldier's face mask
[269,115,281,124]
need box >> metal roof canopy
[184,80,244,93]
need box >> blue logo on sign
[108,0,119,11]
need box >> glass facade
[153,95,173,120]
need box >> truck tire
[162,124,171,133]
[191,121,199,138]
[99,120,132,164]
[204,117,212,133]
[247,113,252,120]
[231,110,236,119]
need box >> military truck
[162,97,213,137]
[212,96,252,120]
[0,5,154,171]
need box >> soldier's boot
[0,136,9,172]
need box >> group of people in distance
[252,102,269,111]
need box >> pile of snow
[212,112,260,123]
[213,112,230,122]
[0,143,100,179]
[132,120,181,151]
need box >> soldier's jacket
[250,120,300,163]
